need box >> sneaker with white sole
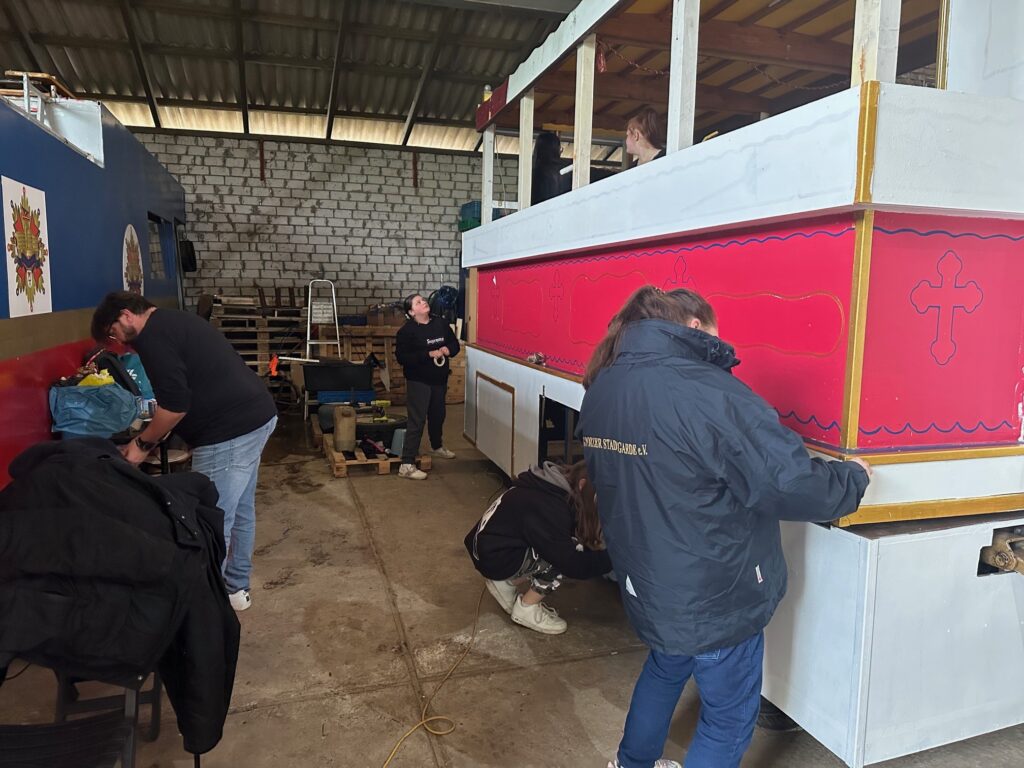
[228,589,251,612]
[398,463,427,480]
[510,595,567,635]
[485,579,518,615]
[607,760,681,768]
[430,447,456,459]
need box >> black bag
[84,347,142,397]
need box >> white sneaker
[228,589,251,612]
[485,579,518,615]
[430,447,456,459]
[607,761,681,768]
[398,463,427,480]
[510,595,567,635]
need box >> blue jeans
[618,632,764,768]
[191,416,277,593]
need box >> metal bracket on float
[979,531,1024,575]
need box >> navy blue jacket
[578,320,868,656]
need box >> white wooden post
[572,33,596,190]
[518,89,535,210]
[666,0,701,153]
[481,124,495,225]
[851,0,902,86]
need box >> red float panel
[0,338,93,487]
[859,213,1024,450]
[477,216,857,448]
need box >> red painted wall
[476,211,1024,453]
[0,338,94,486]
[859,213,1024,449]
[476,215,856,448]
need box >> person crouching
[464,461,611,634]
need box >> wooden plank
[481,124,495,224]
[518,88,535,210]
[600,17,852,75]
[851,0,902,86]
[573,33,596,190]
[667,0,701,153]
[476,0,621,129]
[536,72,772,115]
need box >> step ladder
[305,279,342,360]
[303,280,342,421]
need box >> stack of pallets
[210,296,306,375]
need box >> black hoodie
[464,462,612,581]
[395,316,461,385]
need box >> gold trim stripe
[839,210,874,450]
[855,80,880,204]
[467,342,584,384]
[837,493,1024,527]
[936,0,952,90]
[811,443,1024,466]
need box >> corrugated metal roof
[1,0,940,154]
[0,0,558,151]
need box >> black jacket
[0,439,240,755]
[464,462,612,581]
[395,316,461,385]
[578,320,868,656]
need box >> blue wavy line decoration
[859,420,1014,436]
[488,227,856,272]
[875,227,1024,242]
[777,411,841,432]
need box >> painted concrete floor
[2,407,1022,767]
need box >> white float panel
[463,87,862,268]
[946,0,1024,100]
[765,514,1024,768]
[466,346,584,476]
[872,83,1024,217]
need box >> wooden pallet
[322,439,431,478]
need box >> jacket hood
[617,319,740,372]
[514,461,571,496]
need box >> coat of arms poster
[3,177,52,317]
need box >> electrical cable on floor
[381,584,488,768]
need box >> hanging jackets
[0,439,240,755]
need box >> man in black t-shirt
[92,291,277,612]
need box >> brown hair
[90,290,156,342]
[627,107,666,151]
[583,285,717,389]
[564,460,603,550]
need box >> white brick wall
[137,132,518,313]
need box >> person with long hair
[531,130,572,204]
[580,286,871,768]
[625,107,666,167]
[394,293,461,480]
[464,460,611,635]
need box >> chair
[0,687,140,768]
[55,671,161,743]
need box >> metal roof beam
[233,0,248,134]
[119,0,160,127]
[600,17,852,75]
[3,1,44,73]
[128,0,527,49]
[399,0,575,19]
[401,9,455,145]
[86,93,479,128]
[324,6,346,141]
